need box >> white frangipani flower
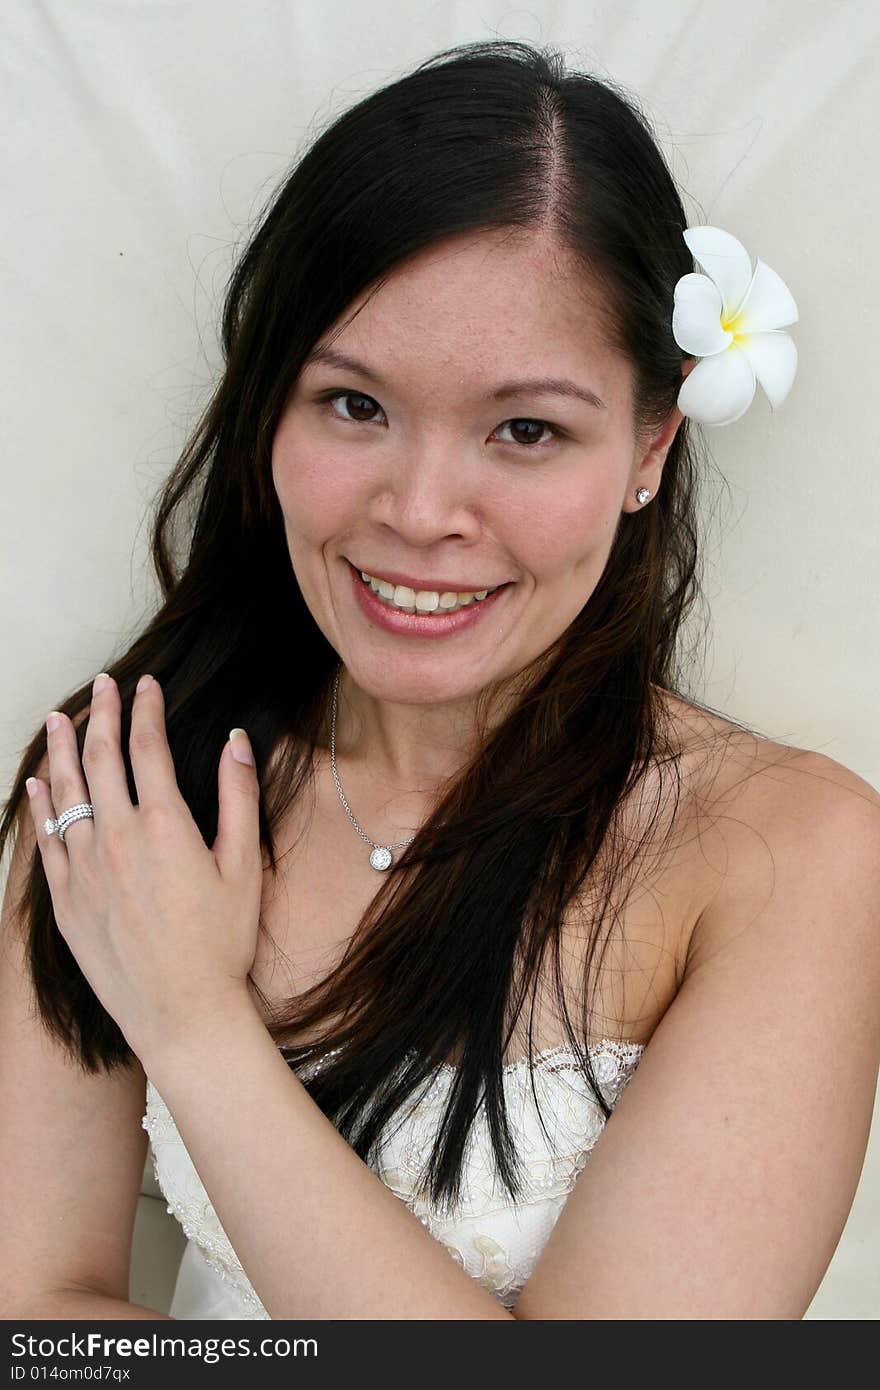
[672,226,799,427]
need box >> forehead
[310,229,623,403]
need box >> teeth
[359,570,499,615]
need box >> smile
[357,569,503,615]
[346,561,513,638]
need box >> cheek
[504,474,621,576]
[271,430,352,541]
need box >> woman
[1,40,878,1321]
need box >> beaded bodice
[141,1038,644,1319]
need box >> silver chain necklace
[329,664,418,871]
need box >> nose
[370,438,483,547]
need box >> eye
[494,418,564,449]
[316,389,566,451]
[320,390,384,424]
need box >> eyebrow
[301,346,607,410]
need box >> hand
[26,673,264,1067]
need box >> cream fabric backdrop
[2,0,877,1318]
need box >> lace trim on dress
[141,1037,644,1317]
[371,1039,645,1215]
[141,1098,271,1318]
[371,1039,645,1308]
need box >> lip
[348,563,509,594]
[347,560,513,638]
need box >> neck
[330,664,477,793]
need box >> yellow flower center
[721,304,748,340]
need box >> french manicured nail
[229,728,254,765]
[93,673,110,695]
[136,674,153,694]
[46,713,62,734]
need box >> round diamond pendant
[369,846,393,871]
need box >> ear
[623,359,696,512]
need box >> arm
[0,750,173,1323]
[513,752,880,1319]
[0,744,172,1324]
[144,1007,515,1320]
[18,676,511,1320]
[9,1289,174,1320]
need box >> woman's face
[271,228,683,711]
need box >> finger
[213,728,261,881]
[25,773,71,893]
[82,673,137,817]
[128,674,182,808]
[44,708,95,850]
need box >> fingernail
[46,712,62,734]
[93,673,110,696]
[25,777,38,798]
[136,674,153,694]
[229,728,254,766]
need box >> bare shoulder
[661,687,880,816]
[657,691,880,971]
[516,701,880,1318]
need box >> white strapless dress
[141,1038,644,1319]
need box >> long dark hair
[2,40,752,1211]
